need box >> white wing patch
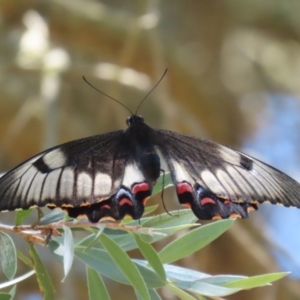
[77,172,92,198]
[19,167,38,203]
[26,172,47,203]
[122,163,145,188]
[171,160,194,183]
[218,147,241,165]
[216,169,241,197]
[201,169,227,195]
[41,169,62,201]
[43,149,67,169]
[94,172,112,196]
[60,168,74,199]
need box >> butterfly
[0,109,300,223]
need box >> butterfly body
[0,114,300,223]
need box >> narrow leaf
[159,219,234,264]
[28,242,56,300]
[225,272,289,289]
[99,234,150,300]
[15,209,33,225]
[61,225,74,282]
[133,233,166,282]
[0,293,11,300]
[38,210,66,225]
[84,224,106,252]
[175,280,240,297]
[8,285,16,299]
[0,231,17,279]
[142,210,197,229]
[0,270,35,289]
[141,205,159,216]
[75,249,164,288]
[152,172,173,195]
[168,284,197,300]
[86,266,110,300]
[17,249,33,268]
[9,285,17,299]
[136,288,162,300]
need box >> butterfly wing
[0,130,152,222]
[156,130,300,220]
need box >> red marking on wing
[101,205,111,210]
[176,182,193,194]
[200,197,216,205]
[132,182,150,194]
[119,198,133,206]
[224,200,231,204]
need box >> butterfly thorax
[124,115,161,184]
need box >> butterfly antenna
[134,69,168,115]
[83,76,134,115]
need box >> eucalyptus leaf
[86,266,110,300]
[0,293,11,300]
[38,210,66,225]
[99,234,150,300]
[225,272,289,289]
[152,172,173,196]
[167,284,197,300]
[133,233,166,282]
[62,225,74,282]
[175,280,240,297]
[15,209,33,225]
[159,219,234,264]
[0,231,17,279]
[28,243,56,300]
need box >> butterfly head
[126,115,144,127]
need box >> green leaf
[136,288,162,300]
[17,249,33,268]
[159,219,234,264]
[152,172,173,196]
[142,209,197,229]
[99,234,150,300]
[8,285,16,299]
[0,293,11,300]
[84,224,106,252]
[133,233,166,282]
[28,242,56,300]
[0,231,17,279]
[225,272,289,289]
[168,284,197,300]
[175,280,240,297]
[38,210,66,225]
[86,266,110,300]
[62,225,74,282]
[15,209,33,225]
[142,205,159,216]
[75,249,164,288]
[0,270,35,289]
[151,263,209,282]
[195,275,247,286]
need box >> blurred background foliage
[1,0,300,299]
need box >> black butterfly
[0,111,300,223]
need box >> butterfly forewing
[156,130,300,220]
[0,130,153,222]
